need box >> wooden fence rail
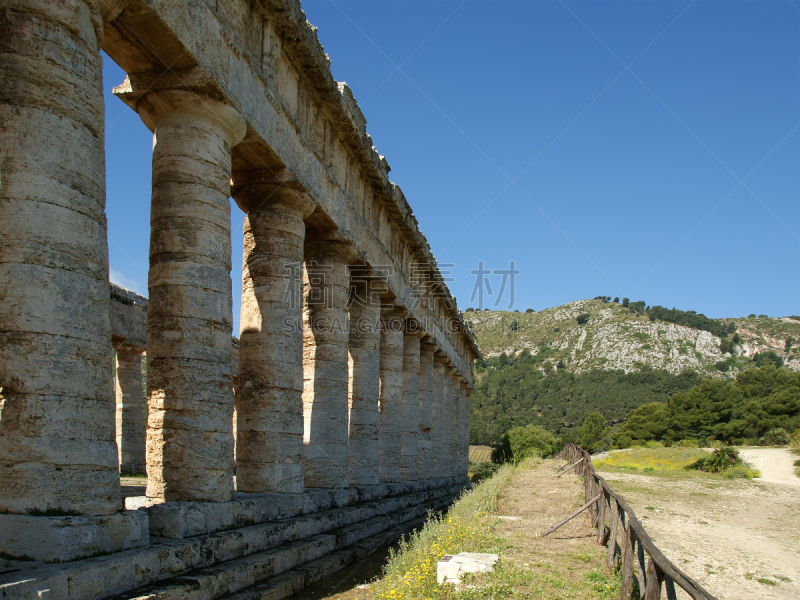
[553,444,718,600]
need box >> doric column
[231,172,315,493]
[302,239,357,488]
[440,363,456,476]
[137,89,246,503]
[378,307,407,483]
[347,275,382,485]
[461,385,472,477]
[401,322,423,481]
[451,373,464,477]
[417,340,436,480]
[114,342,146,475]
[430,353,446,479]
[0,0,122,517]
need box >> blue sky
[103,1,800,334]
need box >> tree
[465,307,474,312]
[612,402,671,448]
[578,412,610,453]
[576,313,590,325]
[526,308,535,313]
[510,320,519,332]
[613,297,619,303]
[492,424,557,463]
[622,298,630,307]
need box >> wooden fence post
[607,497,620,569]
[664,577,677,600]
[636,539,647,598]
[620,517,635,599]
[645,558,664,600]
[597,488,606,543]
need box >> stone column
[302,239,357,488]
[430,353,446,479]
[461,385,472,478]
[0,0,122,517]
[347,278,382,485]
[378,308,407,483]
[417,341,436,480]
[451,373,464,477]
[137,89,246,503]
[401,323,423,481]
[114,343,146,475]
[232,173,315,493]
[440,364,456,476]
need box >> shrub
[492,424,557,463]
[578,412,611,453]
[715,360,730,372]
[760,428,791,446]
[576,313,590,325]
[791,429,800,453]
[686,447,740,473]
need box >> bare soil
[597,448,800,600]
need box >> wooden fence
[554,444,718,600]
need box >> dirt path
[737,447,800,486]
[596,468,800,600]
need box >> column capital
[402,318,425,338]
[231,168,316,217]
[433,350,451,366]
[111,338,145,355]
[444,364,459,376]
[136,89,246,147]
[420,340,438,357]
[452,372,464,383]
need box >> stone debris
[437,552,500,585]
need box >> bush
[686,447,740,473]
[791,429,800,453]
[578,412,611,453]
[715,360,730,372]
[576,313,590,325]
[760,428,791,446]
[492,424,557,463]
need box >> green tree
[492,424,557,463]
[622,298,630,307]
[578,412,610,453]
[576,313,590,325]
[613,297,619,303]
[526,308,535,313]
[612,402,670,448]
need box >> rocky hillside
[464,299,800,377]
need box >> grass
[594,447,710,471]
[367,464,514,599]
[596,447,760,479]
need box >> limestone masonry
[0,0,479,598]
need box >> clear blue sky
[103,1,800,335]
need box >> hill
[463,299,800,378]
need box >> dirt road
[596,461,800,600]
[738,447,799,486]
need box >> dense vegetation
[645,305,736,338]
[613,366,800,447]
[470,350,702,445]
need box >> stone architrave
[302,239,357,488]
[400,322,424,481]
[114,342,146,475]
[440,363,456,476]
[378,307,408,483]
[430,352,446,479]
[347,274,382,485]
[137,89,246,503]
[232,172,316,493]
[417,340,436,480]
[451,373,464,477]
[0,0,123,517]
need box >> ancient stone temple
[0,1,479,598]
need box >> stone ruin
[0,0,481,598]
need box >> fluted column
[232,173,315,493]
[347,277,382,485]
[451,373,464,476]
[401,323,423,481]
[0,0,121,516]
[302,239,357,488]
[461,385,472,477]
[378,307,407,483]
[417,340,436,480]
[137,89,246,503]
[440,363,456,476]
[430,353,446,479]
[114,343,146,475]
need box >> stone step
[116,495,452,600]
[0,483,465,600]
[221,513,432,600]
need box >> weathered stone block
[0,510,149,563]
